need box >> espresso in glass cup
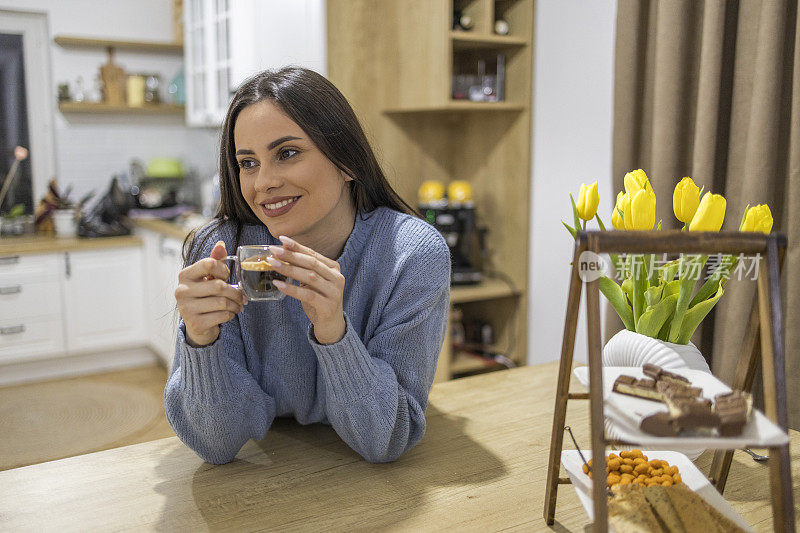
[224,245,289,301]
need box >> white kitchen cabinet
[0,253,65,363]
[140,230,183,368]
[183,0,327,127]
[61,248,146,354]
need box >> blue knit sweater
[164,206,451,464]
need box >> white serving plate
[561,449,753,532]
[572,366,789,448]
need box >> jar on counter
[144,75,161,104]
[127,74,145,107]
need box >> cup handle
[222,255,240,289]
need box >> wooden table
[1,362,798,531]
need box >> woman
[165,67,451,464]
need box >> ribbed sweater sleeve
[308,229,451,463]
[164,319,276,464]
[163,225,277,464]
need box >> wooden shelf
[450,31,528,50]
[450,278,518,304]
[450,352,520,375]
[59,102,185,115]
[450,353,500,374]
[384,101,525,114]
[328,0,533,382]
[54,35,183,54]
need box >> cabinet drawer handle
[0,324,25,335]
[0,255,20,265]
[0,285,22,295]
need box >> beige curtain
[610,0,800,428]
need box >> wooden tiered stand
[543,230,795,532]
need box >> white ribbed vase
[603,329,710,372]
[603,329,711,460]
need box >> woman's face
[233,100,353,239]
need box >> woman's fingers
[277,236,341,271]
[192,310,238,331]
[179,256,231,283]
[187,294,244,314]
[269,244,341,282]
[272,278,321,304]
[267,256,340,298]
[176,277,246,304]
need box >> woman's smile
[261,195,301,217]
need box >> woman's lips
[260,196,300,217]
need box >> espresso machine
[418,180,484,285]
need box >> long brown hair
[183,66,417,266]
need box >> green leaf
[632,255,648,328]
[562,220,577,239]
[569,194,581,234]
[599,276,634,331]
[648,254,659,287]
[8,204,24,218]
[667,255,707,343]
[645,283,664,308]
[660,260,680,283]
[676,283,725,344]
[637,294,679,338]
[621,277,633,303]
[690,255,737,308]
[595,213,606,231]
[739,204,750,231]
[663,279,681,298]
[656,313,673,341]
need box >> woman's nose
[254,167,282,191]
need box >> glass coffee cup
[223,245,289,301]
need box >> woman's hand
[175,241,248,347]
[268,236,346,345]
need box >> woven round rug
[0,380,163,470]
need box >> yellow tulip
[740,204,773,234]
[576,181,599,221]
[628,188,657,230]
[624,169,650,196]
[673,177,700,223]
[689,192,726,231]
[622,192,634,230]
[612,191,626,229]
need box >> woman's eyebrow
[235,149,255,155]
[267,136,302,150]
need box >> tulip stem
[632,255,648,328]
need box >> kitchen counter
[0,234,142,256]
[131,217,196,241]
[1,361,797,531]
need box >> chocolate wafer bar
[642,363,691,386]
[612,375,662,402]
[640,412,680,436]
[714,390,752,437]
[656,380,703,400]
[665,396,720,432]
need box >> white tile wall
[0,0,220,200]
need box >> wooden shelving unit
[328,0,533,381]
[54,35,183,54]
[450,278,518,304]
[58,102,185,115]
[384,101,525,114]
[450,31,528,50]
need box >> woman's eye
[238,159,257,170]
[278,148,298,160]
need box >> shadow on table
[152,405,507,531]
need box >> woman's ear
[339,168,354,182]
